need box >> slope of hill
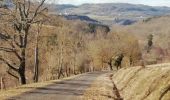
[113,63,170,100]
[112,15,170,64]
[51,3,170,25]
[120,15,170,47]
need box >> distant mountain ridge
[50,3,170,25]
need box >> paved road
[8,71,109,100]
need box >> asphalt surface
[8,71,109,100]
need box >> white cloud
[48,0,170,7]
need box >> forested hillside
[112,15,170,64]
[0,0,141,89]
[0,1,170,100]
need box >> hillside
[51,3,170,25]
[111,15,170,64]
[0,1,170,100]
[62,15,100,24]
[113,63,170,100]
[113,15,170,45]
[0,12,140,89]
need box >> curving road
[8,71,109,100]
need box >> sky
[48,0,170,7]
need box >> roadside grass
[82,63,170,100]
[81,73,114,100]
[113,63,170,100]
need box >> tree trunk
[68,68,71,76]
[19,48,26,85]
[58,41,64,79]
[0,77,3,91]
[73,54,76,75]
[58,57,64,79]
[33,44,39,82]
[19,66,26,85]
[65,65,70,77]
[108,59,113,70]
[34,31,39,83]
[109,62,113,70]
[58,67,64,79]
[130,56,133,66]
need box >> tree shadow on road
[7,72,106,100]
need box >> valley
[0,1,170,100]
[51,3,170,25]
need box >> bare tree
[58,41,65,79]
[0,0,47,84]
[33,22,43,83]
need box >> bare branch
[26,0,31,16]
[38,7,48,14]
[29,0,46,23]
[0,47,15,52]
[0,36,22,61]
[0,33,10,40]
[13,35,21,47]
[18,2,25,21]
[23,0,27,17]
[0,32,22,60]
[0,58,19,72]
[7,69,19,80]
[10,42,22,61]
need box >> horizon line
[54,2,170,7]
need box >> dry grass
[113,63,170,100]
[81,73,114,100]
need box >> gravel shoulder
[82,72,115,100]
